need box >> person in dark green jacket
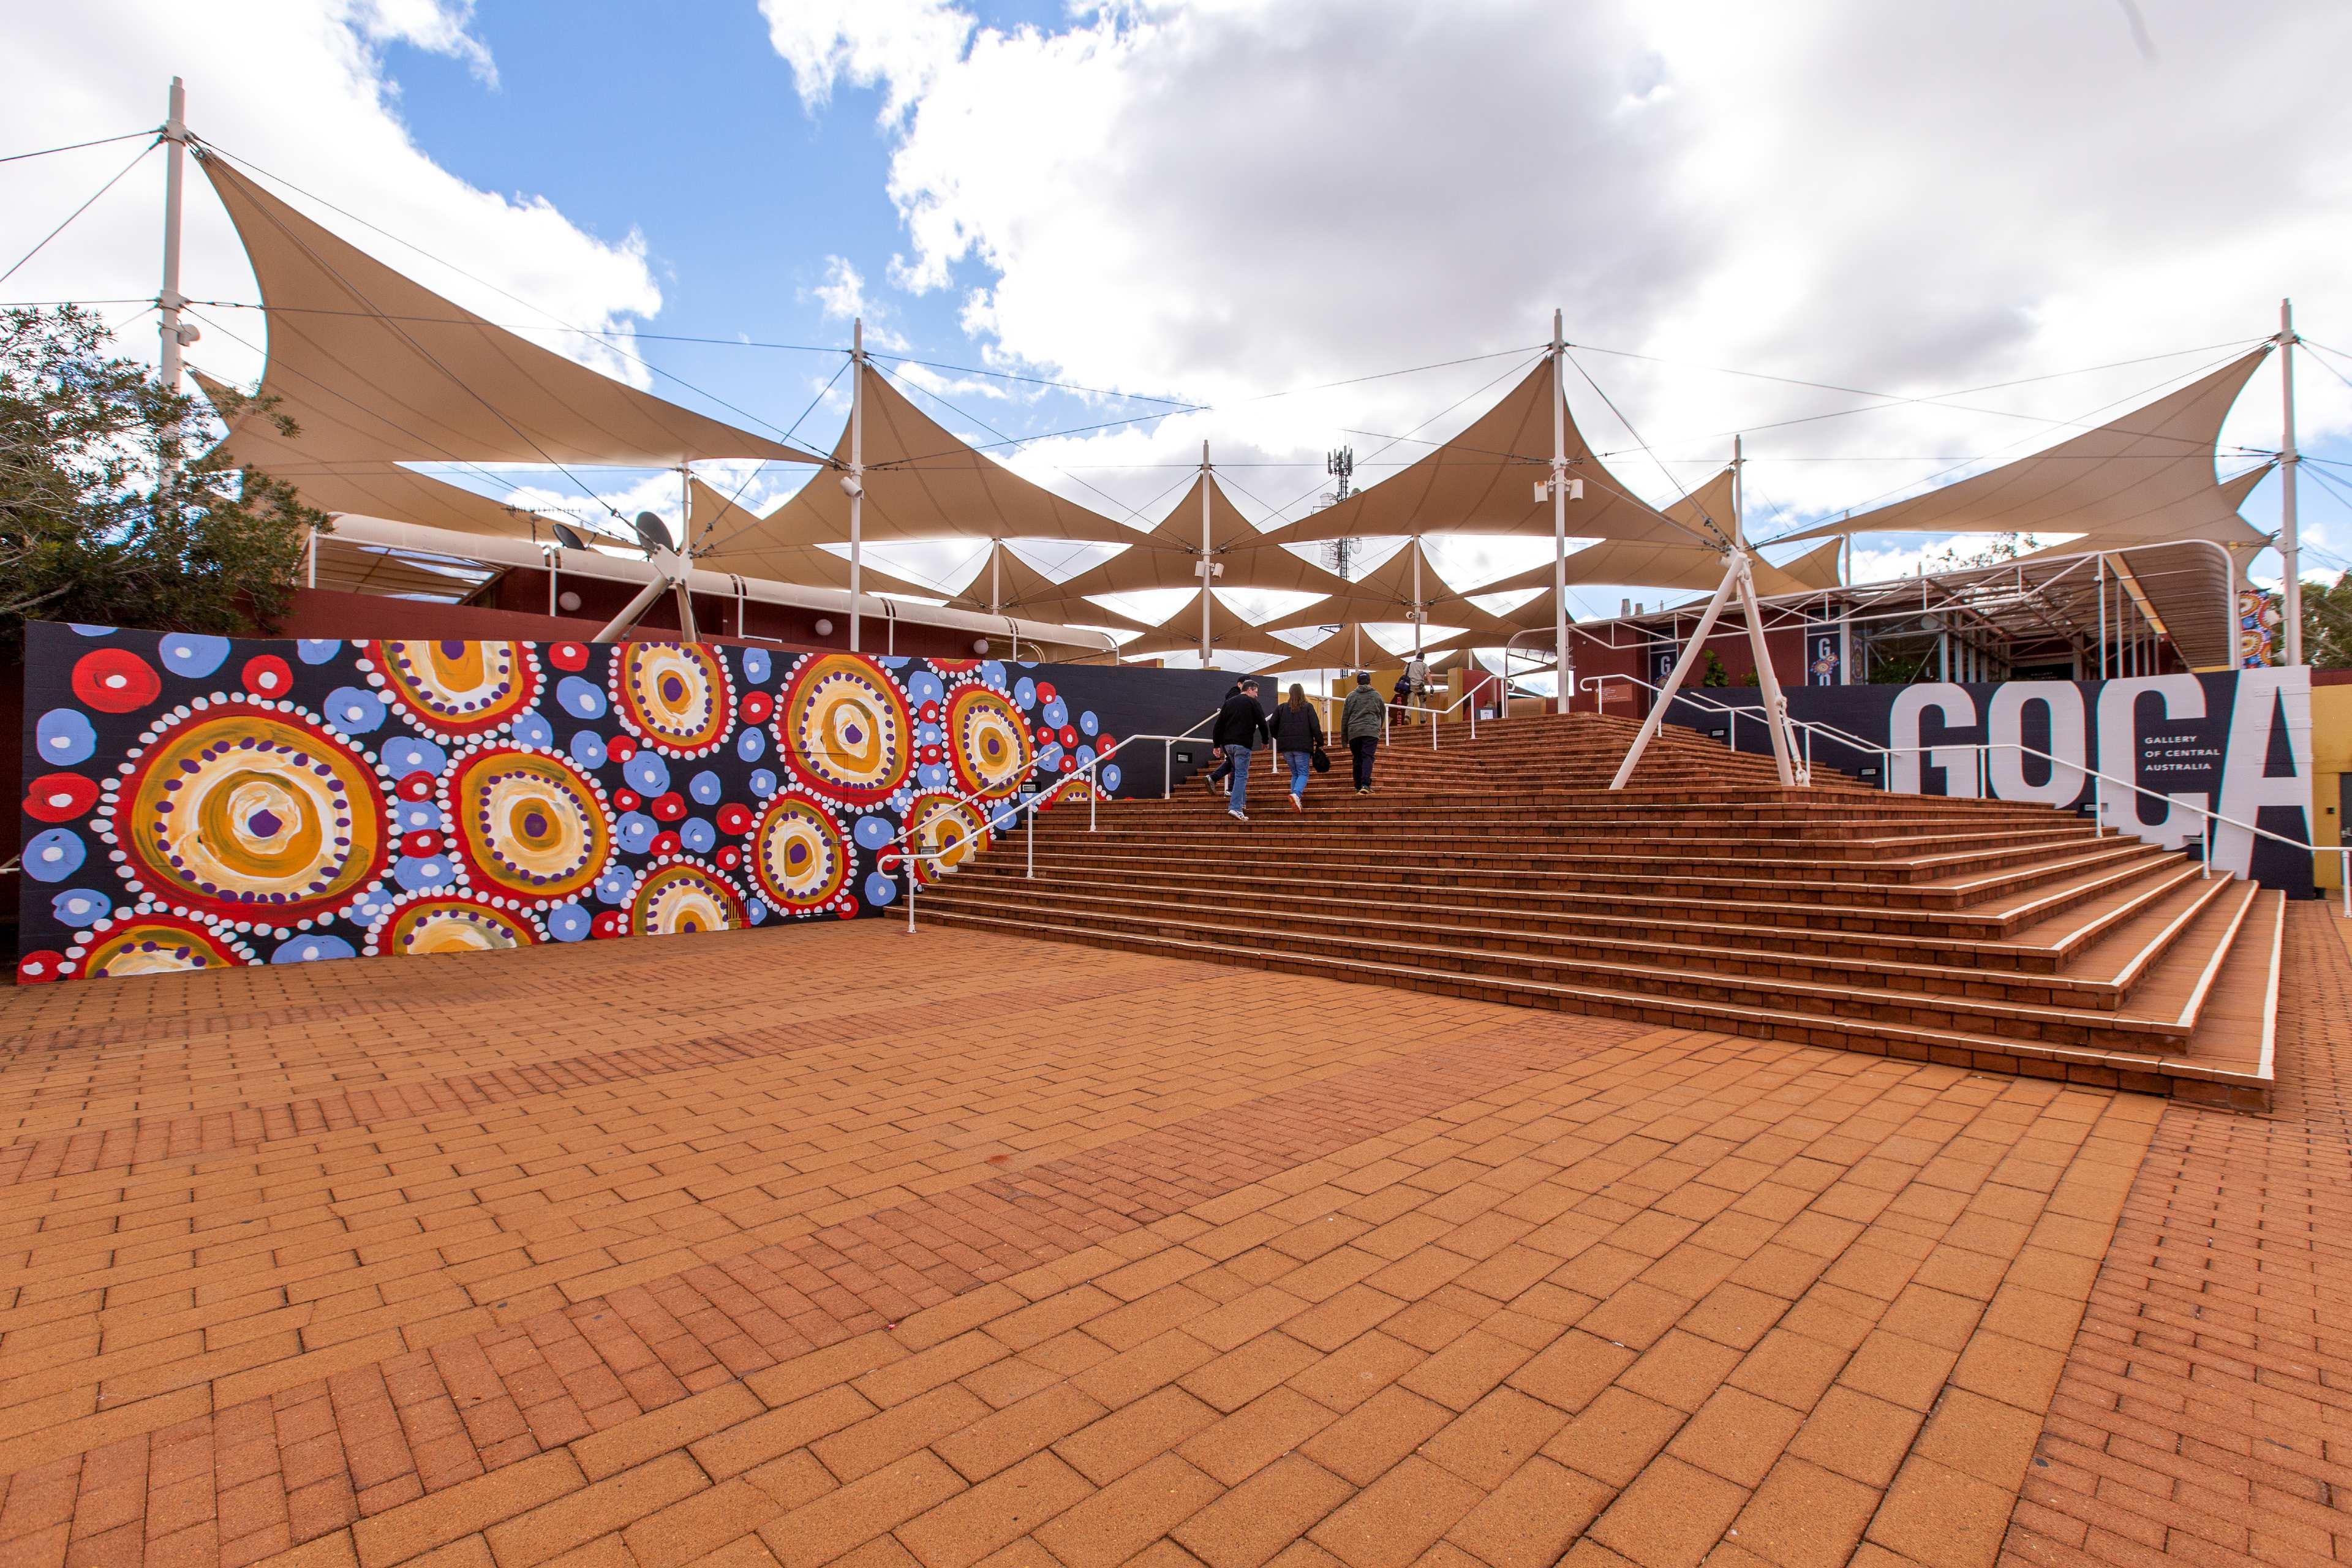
[1341,670,1385,794]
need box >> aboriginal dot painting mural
[15,623,1235,984]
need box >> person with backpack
[1342,670,1385,794]
[1268,682,1326,812]
[1211,678,1269,821]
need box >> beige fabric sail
[1773,540,1845,592]
[1271,360,1713,546]
[1259,621,1464,674]
[194,371,555,540]
[198,153,815,470]
[1461,473,1813,608]
[1047,475,1353,601]
[942,541,1155,628]
[1776,350,2271,548]
[679,481,942,600]
[2012,465,2271,563]
[1118,592,1302,658]
[696,363,1139,577]
[1259,538,1566,638]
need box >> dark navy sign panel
[1662,669,2317,895]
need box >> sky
[6,0,2352,652]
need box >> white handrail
[1382,684,1482,748]
[894,701,1228,932]
[1580,670,2349,913]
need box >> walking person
[1401,649,1431,720]
[1212,678,1268,822]
[1268,683,1325,812]
[1343,670,1384,794]
[1204,681,1242,797]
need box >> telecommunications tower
[1316,445,1358,580]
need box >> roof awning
[1259,621,1466,674]
[943,540,1155,629]
[695,363,1139,575]
[1271,360,1713,546]
[1776,350,2272,548]
[1047,473,1352,600]
[1463,472,1817,609]
[195,371,558,541]
[197,151,817,470]
[1118,591,1302,658]
[1257,538,1528,637]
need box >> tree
[2299,573,2352,669]
[1920,532,2045,573]
[1699,650,1729,687]
[1,305,327,650]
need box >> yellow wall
[2317,684,2352,892]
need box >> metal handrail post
[1163,739,1172,800]
[1026,802,1034,878]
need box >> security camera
[839,475,864,499]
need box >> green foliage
[1,305,328,651]
[1921,532,2043,573]
[2302,573,2352,669]
[1699,650,1728,687]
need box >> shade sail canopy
[1774,540,1845,592]
[696,363,1139,577]
[1461,472,1816,610]
[198,153,816,470]
[1776,350,2272,548]
[943,540,1155,628]
[1270,361,1710,546]
[1259,537,1564,638]
[674,482,939,599]
[1047,475,1353,601]
[1259,620,1465,674]
[195,371,556,541]
[309,533,499,600]
[2012,465,2271,564]
[1117,591,1302,658]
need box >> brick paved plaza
[0,908,2345,1568]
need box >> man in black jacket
[1212,679,1268,821]
[1205,682,1242,797]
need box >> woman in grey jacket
[1341,671,1385,794]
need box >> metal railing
[1381,684,1483,748]
[892,702,1228,932]
[1581,671,2351,914]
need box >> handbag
[1311,745,1332,774]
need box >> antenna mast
[1317,445,1357,579]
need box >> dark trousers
[1350,736,1377,788]
[1207,753,1234,788]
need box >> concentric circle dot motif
[374,896,540,956]
[113,706,389,927]
[747,794,850,913]
[445,746,611,904]
[630,859,747,935]
[612,643,733,757]
[778,654,912,805]
[946,685,1033,801]
[369,640,541,738]
[904,793,990,884]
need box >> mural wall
[15,624,1232,983]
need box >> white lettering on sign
[2213,667,2313,878]
[1888,684,1979,797]
[1986,684,2087,807]
[2097,676,2206,849]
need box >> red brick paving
[0,911,2338,1567]
[1999,902,2352,1568]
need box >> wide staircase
[921,710,2281,1107]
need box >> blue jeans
[1287,750,1310,799]
[1224,745,1252,815]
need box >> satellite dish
[550,522,589,552]
[631,511,673,554]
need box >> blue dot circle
[1014,676,1037,709]
[158,633,230,678]
[616,813,657,853]
[688,769,723,805]
[512,712,554,748]
[273,934,356,965]
[623,753,670,794]
[853,815,895,851]
[1080,710,1100,736]
[296,639,342,665]
[50,888,110,927]
[546,903,592,942]
[680,818,716,853]
[864,871,900,907]
[323,686,385,734]
[393,855,454,890]
[737,726,766,762]
[382,736,448,778]
[570,730,608,769]
[1042,698,1069,728]
[395,802,442,833]
[749,769,778,798]
[1102,764,1123,793]
[557,676,606,718]
[22,828,85,883]
[742,648,771,684]
[907,671,943,708]
[595,868,635,904]
[36,709,96,766]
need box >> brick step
[1159,774,2063,818]
[1040,820,2100,864]
[918,898,2274,1103]
[970,836,2171,908]
[933,854,2215,976]
[921,876,2250,1047]
[922,868,2233,1011]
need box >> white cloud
[2,1,661,390]
[759,0,971,124]
[767,0,2352,574]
